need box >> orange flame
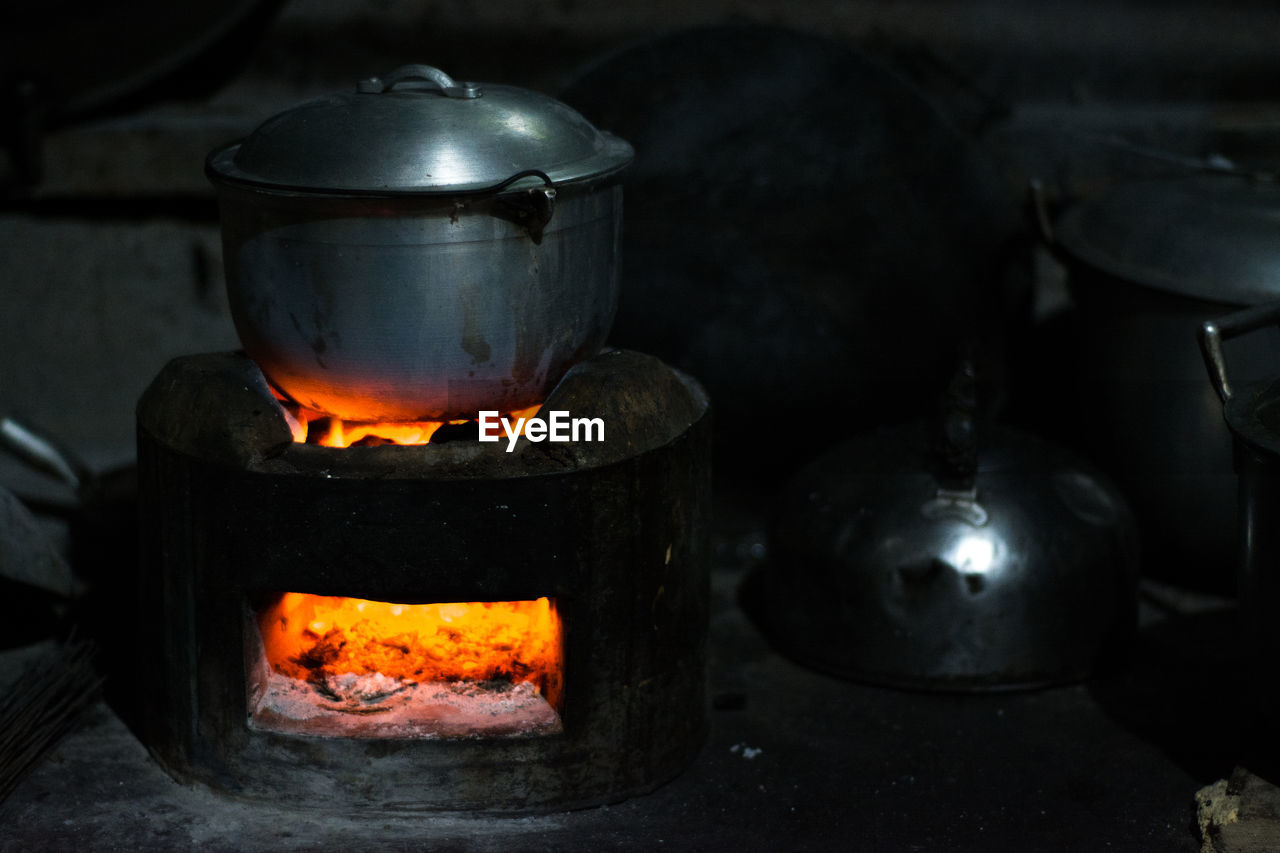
[258,593,564,707]
[286,404,542,447]
[313,418,461,448]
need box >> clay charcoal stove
[136,348,710,811]
[130,61,713,812]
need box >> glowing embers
[248,593,564,738]
[284,403,542,447]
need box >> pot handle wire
[490,170,557,244]
[1200,302,1280,403]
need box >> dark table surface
[0,494,1233,852]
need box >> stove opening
[278,395,541,447]
[246,593,565,738]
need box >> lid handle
[357,64,482,99]
[921,358,989,527]
[932,358,979,490]
[1200,301,1280,403]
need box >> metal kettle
[744,363,1139,690]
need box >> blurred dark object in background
[1,0,285,187]
[561,26,1025,485]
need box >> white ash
[249,670,561,738]
[321,672,409,704]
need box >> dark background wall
[2,0,1278,493]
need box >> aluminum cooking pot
[1048,173,1280,590]
[207,64,633,421]
[1201,302,1280,638]
[1200,301,1280,773]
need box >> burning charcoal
[428,419,480,444]
[300,416,334,445]
[293,631,344,674]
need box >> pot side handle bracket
[490,169,557,244]
[1200,302,1280,403]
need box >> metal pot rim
[205,64,635,196]
[1055,173,1280,306]
[206,136,633,199]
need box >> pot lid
[207,64,633,195]
[1054,173,1280,305]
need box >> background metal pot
[1200,302,1280,775]
[1049,173,1280,589]
[207,64,633,422]
[1200,303,1280,617]
[746,365,1138,690]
